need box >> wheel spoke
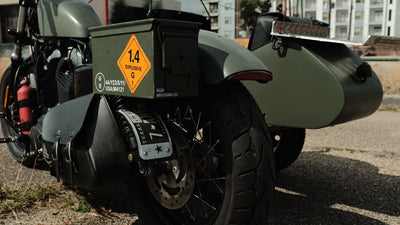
[189,109,203,141]
[195,139,220,168]
[197,166,225,194]
[193,194,217,211]
[172,121,188,134]
[147,104,227,224]
[196,177,226,182]
[184,205,196,222]
[197,185,209,219]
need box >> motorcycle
[0,0,275,224]
[243,13,383,171]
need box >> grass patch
[379,105,399,112]
[0,182,102,216]
[74,196,92,212]
[0,182,59,215]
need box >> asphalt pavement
[270,95,400,224]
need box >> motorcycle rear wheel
[0,67,36,167]
[132,82,275,225]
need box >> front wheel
[0,67,36,167]
[132,82,275,225]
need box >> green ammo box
[89,19,200,99]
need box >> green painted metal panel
[245,39,382,129]
[90,19,200,99]
[198,30,270,85]
[37,0,101,38]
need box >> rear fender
[198,30,271,85]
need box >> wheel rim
[146,141,196,210]
[147,105,227,224]
[1,70,28,160]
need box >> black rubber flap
[42,94,97,144]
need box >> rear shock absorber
[107,96,138,152]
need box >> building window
[323,12,328,21]
[371,0,383,5]
[224,30,232,38]
[336,0,350,8]
[389,10,392,21]
[224,17,232,24]
[305,0,317,8]
[373,26,382,34]
[224,3,232,10]
[210,17,218,28]
[355,10,363,19]
[356,0,363,3]
[374,9,383,17]
[305,11,316,19]
[388,27,391,36]
[390,0,392,4]
[238,30,247,38]
[370,9,383,22]
[323,0,329,9]
[354,27,363,36]
[210,3,218,14]
[336,11,348,23]
[336,26,348,39]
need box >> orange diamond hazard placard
[118,35,151,93]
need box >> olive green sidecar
[244,13,383,170]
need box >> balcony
[335,26,348,40]
[209,2,218,16]
[305,11,316,19]
[335,33,348,39]
[209,10,219,16]
[336,18,349,26]
[369,26,383,36]
[335,0,350,9]
[304,4,317,9]
[370,15,383,25]
[370,0,384,8]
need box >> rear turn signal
[227,71,273,83]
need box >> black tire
[131,82,275,225]
[0,67,36,167]
[271,127,306,171]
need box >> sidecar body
[244,13,383,129]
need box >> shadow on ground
[270,150,400,225]
[2,142,399,224]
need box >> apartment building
[204,0,237,39]
[270,0,400,43]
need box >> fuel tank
[37,0,102,38]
